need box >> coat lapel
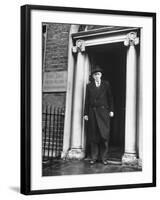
[90,80,106,100]
[95,81,106,100]
[90,82,100,99]
[98,81,106,98]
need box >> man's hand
[84,115,89,121]
[109,112,114,117]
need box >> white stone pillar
[61,25,79,159]
[82,54,90,150]
[67,40,86,159]
[122,32,139,165]
[137,29,143,168]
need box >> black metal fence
[42,105,65,161]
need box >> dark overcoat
[84,80,114,142]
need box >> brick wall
[42,23,71,108]
[45,23,70,71]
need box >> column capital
[72,39,85,53]
[124,32,139,46]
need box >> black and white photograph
[42,23,142,176]
[1,0,160,199]
[20,4,156,195]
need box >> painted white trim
[66,28,141,160]
[72,28,140,47]
[72,27,139,40]
[81,54,90,150]
[61,25,80,159]
[137,28,143,161]
[85,34,127,46]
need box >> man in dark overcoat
[84,66,114,165]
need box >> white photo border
[21,5,156,194]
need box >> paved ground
[43,159,142,176]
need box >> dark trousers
[88,112,110,161]
[90,139,109,161]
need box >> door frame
[62,26,142,163]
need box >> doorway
[87,42,127,161]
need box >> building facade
[42,23,142,167]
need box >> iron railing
[42,105,65,161]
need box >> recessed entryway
[86,42,127,161]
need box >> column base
[122,153,138,166]
[61,150,68,160]
[67,148,85,160]
[138,158,142,168]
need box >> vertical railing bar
[47,104,52,159]
[54,107,57,158]
[60,107,64,153]
[57,107,59,158]
[51,106,55,158]
[55,107,57,158]
[60,107,63,156]
[43,105,48,160]
[55,107,58,158]
[50,106,53,158]
[59,107,62,156]
[58,107,61,157]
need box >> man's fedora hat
[91,66,103,75]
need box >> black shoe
[90,160,96,164]
[102,160,108,165]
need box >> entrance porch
[62,26,142,166]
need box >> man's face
[92,72,102,82]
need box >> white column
[82,54,90,150]
[61,25,79,159]
[67,40,86,159]
[137,29,143,168]
[122,32,139,164]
